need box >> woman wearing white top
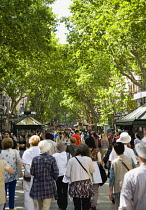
[65,144,95,210]
[90,149,102,210]
[53,142,68,210]
[101,133,109,163]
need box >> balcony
[134,91,146,100]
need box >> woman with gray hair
[30,140,59,210]
[22,135,40,210]
[52,142,69,210]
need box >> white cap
[38,140,52,153]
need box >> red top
[72,134,81,145]
[115,136,120,140]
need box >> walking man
[109,142,135,209]
[119,136,146,210]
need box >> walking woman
[30,140,59,210]
[0,138,22,210]
[90,149,102,210]
[101,133,109,163]
[0,159,14,210]
[65,144,95,210]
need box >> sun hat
[38,140,52,153]
[57,142,66,153]
[135,137,146,159]
[117,132,131,143]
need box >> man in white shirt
[119,136,146,210]
[109,132,137,165]
[53,142,68,210]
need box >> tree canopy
[1,0,143,126]
[67,0,146,90]
[0,0,57,114]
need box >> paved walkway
[5,178,115,210]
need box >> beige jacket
[112,154,133,193]
[0,160,11,204]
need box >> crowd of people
[0,129,146,210]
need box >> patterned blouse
[0,149,21,183]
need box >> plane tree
[67,0,146,90]
[0,0,57,115]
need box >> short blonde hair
[29,135,40,146]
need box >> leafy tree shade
[0,0,57,116]
[0,0,140,127]
[68,0,146,90]
[0,0,55,59]
[55,0,140,125]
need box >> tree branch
[130,50,146,72]
[80,88,99,120]
[103,38,146,90]
[10,94,27,114]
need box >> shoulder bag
[24,164,31,177]
[70,144,75,152]
[14,150,23,178]
[98,164,107,186]
[119,158,130,171]
[24,164,31,182]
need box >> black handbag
[98,164,107,186]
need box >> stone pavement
[5,179,115,210]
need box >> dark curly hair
[75,144,91,157]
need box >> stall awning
[115,104,146,126]
[16,117,42,126]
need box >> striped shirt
[119,163,146,210]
